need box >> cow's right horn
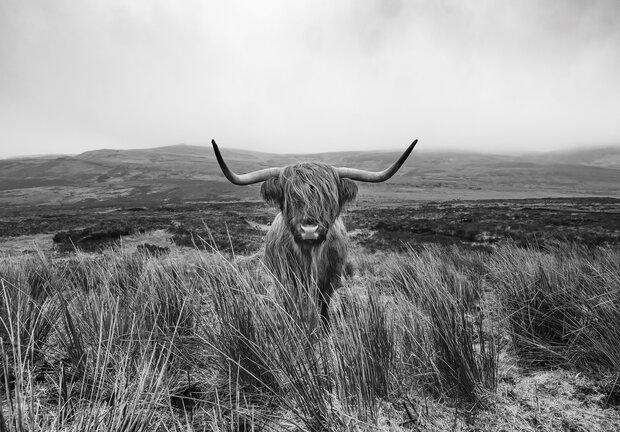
[336,139,418,183]
[212,140,281,185]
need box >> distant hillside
[525,146,620,169]
[1,144,619,210]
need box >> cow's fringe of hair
[280,163,341,227]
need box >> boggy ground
[1,197,619,255]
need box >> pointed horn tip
[403,139,419,155]
[211,139,218,147]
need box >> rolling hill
[1,144,619,210]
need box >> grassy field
[1,203,620,430]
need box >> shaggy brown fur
[261,163,357,326]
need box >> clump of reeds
[489,242,620,371]
[0,251,203,431]
[386,244,499,404]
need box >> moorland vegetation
[1,237,619,431]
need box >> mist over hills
[523,146,620,168]
[1,144,619,209]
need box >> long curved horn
[336,139,418,182]
[212,140,281,185]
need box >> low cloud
[1,0,619,157]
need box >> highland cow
[212,139,418,326]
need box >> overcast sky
[1,0,619,158]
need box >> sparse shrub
[53,223,136,252]
[136,242,170,256]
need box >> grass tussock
[1,242,619,431]
[489,242,620,371]
[386,245,498,404]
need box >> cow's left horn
[212,140,281,185]
[336,139,418,183]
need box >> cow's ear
[261,178,283,207]
[339,178,358,207]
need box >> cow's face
[261,163,357,245]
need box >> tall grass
[489,242,620,371]
[0,252,195,431]
[203,256,343,430]
[331,289,396,422]
[1,241,619,430]
[387,245,498,404]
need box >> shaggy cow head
[260,163,358,245]
[211,139,417,245]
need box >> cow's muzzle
[300,224,319,240]
[294,224,326,245]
